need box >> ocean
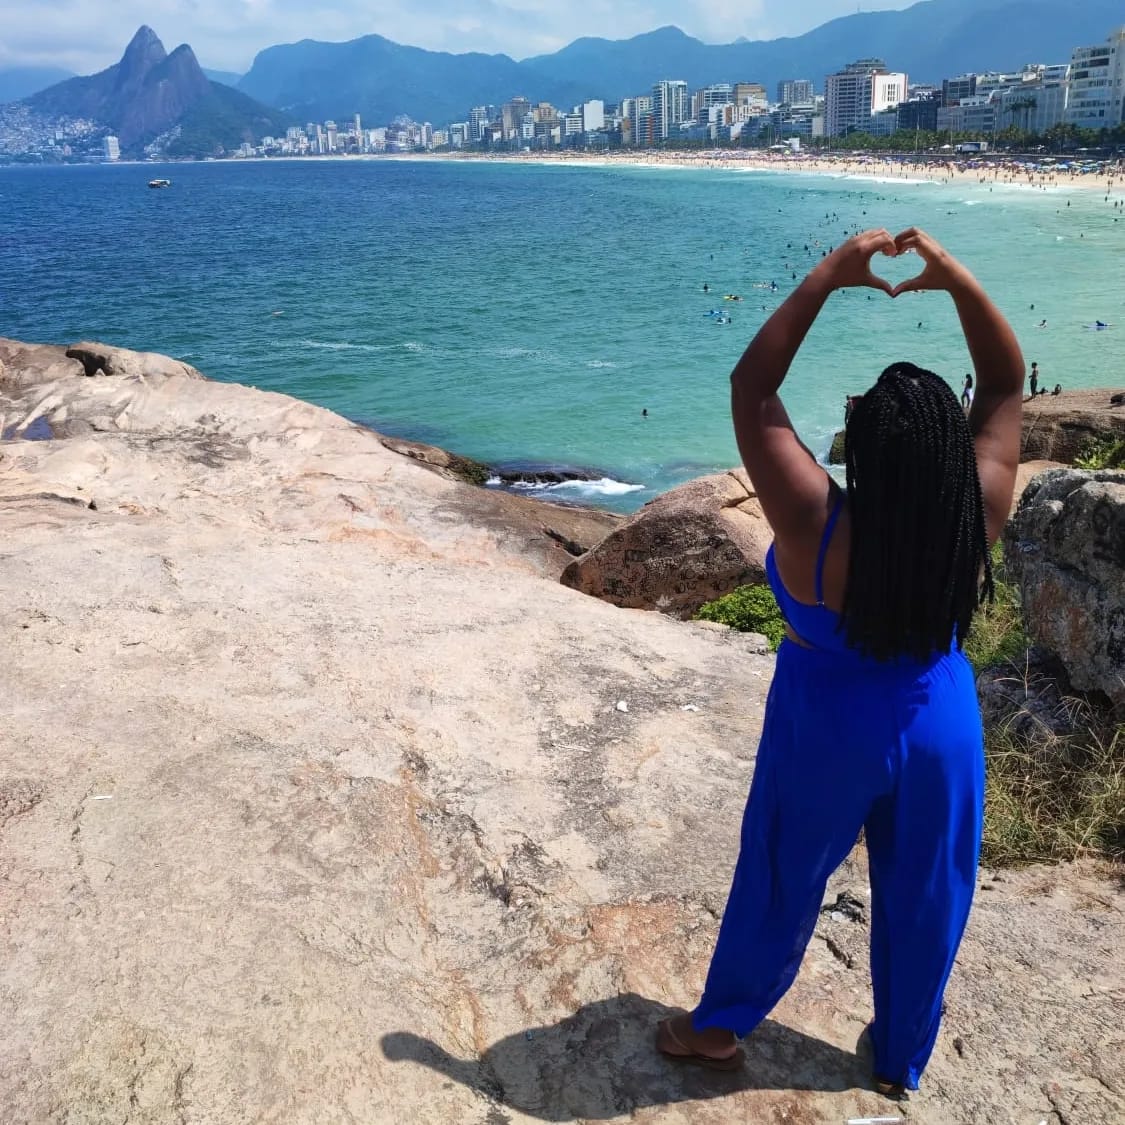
[1,157,1122,511]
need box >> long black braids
[842,362,994,662]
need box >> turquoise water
[2,158,1123,511]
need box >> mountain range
[21,27,291,156]
[232,0,1124,124]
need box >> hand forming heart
[814,227,971,299]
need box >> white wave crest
[298,339,388,352]
[534,477,645,497]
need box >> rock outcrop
[1,338,1123,1123]
[1005,467,1125,706]
[559,469,772,617]
[828,387,1125,466]
[64,340,207,382]
[1020,388,1125,462]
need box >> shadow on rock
[381,992,868,1120]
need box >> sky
[0,0,915,75]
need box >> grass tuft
[982,706,1125,865]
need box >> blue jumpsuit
[692,496,984,1091]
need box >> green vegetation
[964,546,1124,865]
[1074,436,1125,471]
[983,708,1125,866]
[165,85,294,158]
[447,454,490,487]
[695,584,786,650]
[963,547,1029,674]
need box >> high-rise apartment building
[825,59,908,135]
[777,79,815,105]
[501,98,531,139]
[733,83,768,107]
[652,80,688,140]
[469,105,492,141]
[1066,27,1125,128]
[942,74,977,106]
[102,135,120,160]
[581,100,605,133]
[693,83,738,119]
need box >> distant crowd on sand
[465,149,1124,197]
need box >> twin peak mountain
[28,26,287,155]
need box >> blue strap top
[765,492,850,652]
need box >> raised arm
[731,229,896,542]
[893,229,1024,544]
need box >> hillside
[237,33,587,125]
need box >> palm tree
[1005,96,1038,138]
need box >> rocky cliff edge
[1,339,1122,1124]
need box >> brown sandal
[874,1076,908,1099]
[656,1017,744,1072]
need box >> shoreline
[365,149,1124,196]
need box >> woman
[656,229,1023,1096]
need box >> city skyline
[2,0,918,75]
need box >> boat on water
[147,178,172,189]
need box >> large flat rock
[1,339,1122,1124]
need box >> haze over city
[3,0,916,74]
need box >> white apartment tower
[652,80,688,140]
[581,99,605,133]
[826,59,908,136]
[1066,27,1125,129]
[102,135,120,161]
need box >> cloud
[0,0,911,75]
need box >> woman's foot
[874,1076,909,1100]
[656,1012,743,1071]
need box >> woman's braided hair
[842,362,994,661]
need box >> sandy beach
[395,148,1125,197]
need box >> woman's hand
[890,227,978,297]
[809,229,897,295]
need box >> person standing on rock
[656,228,1023,1098]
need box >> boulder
[977,648,1081,740]
[827,429,846,465]
[378,434,490,485]
[64,340,205,381]
[1019,389,1125,462]
[560,469,772,617]
[1005,467,1125,706]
